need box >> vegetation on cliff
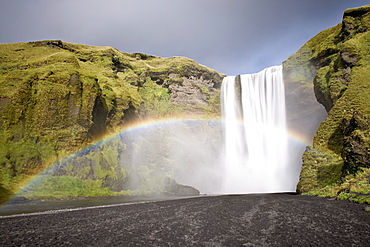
[293,5,370,203]
[0,40,223,202]
[2,6,370,205]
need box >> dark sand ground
[1,194,369,246]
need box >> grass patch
[0,39,223,201]
[20,175,129,200]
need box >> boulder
[164,178,200,196]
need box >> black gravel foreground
[1,194,369,246]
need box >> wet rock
[164,178,200,196]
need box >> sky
[0,0,369,76]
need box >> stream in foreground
[1,193,369,246]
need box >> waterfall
[221,65,293,193]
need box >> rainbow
[6,116,312,203]
[286,128,313,147]
[8,117,222,198]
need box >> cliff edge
[0,41,223,201]
[292,5,370,203]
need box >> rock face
[341,111,370,174]
[294,5,370,202]
[2,6,370,203]
[168,75,220,115]
[0,41,223,201]
[164,178,200,196]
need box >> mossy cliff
[286,5,370,203]
[2,6,370,204]
[0,41,223,202]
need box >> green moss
[21,175,131,200]
[0,39,223,202]
[337,192,356,200]
[138,77,180,116]
[295,6,370,202]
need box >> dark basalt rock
[341,51,358,67]
[340,5,370,40]
[342,111,370,174]
[29,40,76,52]
[344,5,370,18]
[164,178,200,196]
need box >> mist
[120,120,225,194]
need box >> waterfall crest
[221,65,294,193]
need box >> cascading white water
[221,65,294,193]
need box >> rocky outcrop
[295,5,370,202]
[0,41,223,201]
[164,178,200,196]
[3,6,370,203]
[341,111,370,174]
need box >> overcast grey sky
[1,0,369,75]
